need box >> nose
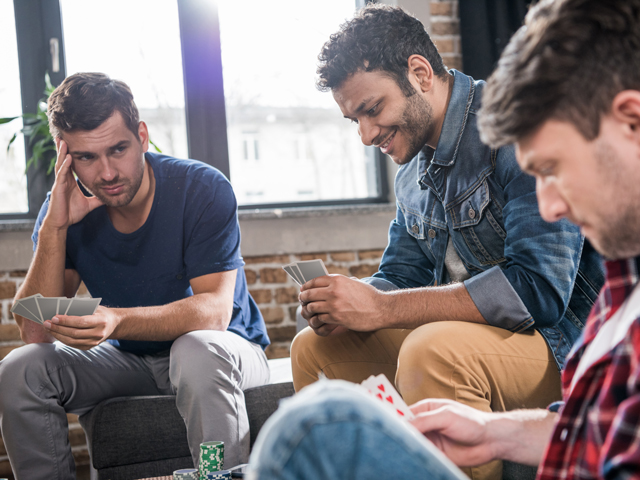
[98,157,117,182]
[536,179,569,223]
[357,118,380,147]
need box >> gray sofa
[80,358,294,480]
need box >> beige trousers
[291,322,561,480]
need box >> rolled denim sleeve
[464,146,585,331]
[362,205,436,291]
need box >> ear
[137,121,150,153]
[610,90,640,143]
[407,55,434,93]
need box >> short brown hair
[47,72,140,139]
[478,0,640,148]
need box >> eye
[349,118,359,125]
[367,104,379,116]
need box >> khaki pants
[291,322,561,480]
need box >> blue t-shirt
[32,152,270,354]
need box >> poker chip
[204,471,231,480]
[198,441,225,478]
[173,468,198,480]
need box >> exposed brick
[67,413,79,423]
[259,268,287,284]
[289,306,302,323]
[329,251,355,262]
[69,426,87,447]
[0,324,21,342]
[431,2,453,16]
[244,254,291,265]
[276,287,299,305]
[349,264,379,278]
[442,55,463,71]
[77,282,88,296]
[435,38,455,54]
[260,306,285,324]
[9,270,28,277]
[0,345,21,360]
[298,253,327,261]
[0,282,16,301]
[265,343,290,359]
[245,269,258,284]
[358,249,385,260]
[249,288,272,304]
[431,20,459,36]
[325,264,350,276]
[267,326,297,343]
[0,458,13,478]
[72,448,91,466]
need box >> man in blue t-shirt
[0,73,270,479]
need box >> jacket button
[428,229,436,239]
[412,224,420,234]
[468,208,476,219]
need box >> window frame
[2,0,389,221]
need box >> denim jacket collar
[418,70,494,209]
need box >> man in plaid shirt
[247,0,640,479]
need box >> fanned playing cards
[282,259,329,285]
[360,374,415,421]
[10,294,101,325]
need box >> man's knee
[170,330,236,387]
[290,327,318,371]
[0,343,57,406]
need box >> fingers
[55,139,70,176]
[409,406,458,435]
[299,274,342,292]
[410,398,463,415]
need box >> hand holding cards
[11,294,102,325]
[360,374,415,421]
[282,259,329,286]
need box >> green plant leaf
[149,138,163,153]
[6,133,17,153]
[44,72,54,96]
[0,116,19,125]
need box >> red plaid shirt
[538,257,640,480]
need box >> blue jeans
[249,380,469,480]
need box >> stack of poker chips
[198,441,225,479]
[173,468,198,480]
[204,471,231,479]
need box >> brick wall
[0,248,384,479]
[430,0,463,71]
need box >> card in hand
[282,259,329,285]
[10,295,101,325]
[10,294,44,324]
[360,374,415,421]
[65,297,101,317]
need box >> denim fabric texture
[365,70,605,370]
[249,380,468,480]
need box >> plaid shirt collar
[538,256,640,480]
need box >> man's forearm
[381,282,486,328]
[109,292,233,342]
[488,409,557,466]
[15,220,68,342]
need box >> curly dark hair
[316,4,447,96]
[479,0,640,147]
[48,72,140,139]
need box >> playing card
[360,374,414,420]
[16,294,44,324]
[10,300,43,324]
[65,297,102,317]
[282,265,302,286]
[58,298,72,315]
[295,259,329,283]
[36,297,61,323]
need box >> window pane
[60,0,188,160]
[0,1,28,214]
[219,0,378,205]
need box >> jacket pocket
[448,180,506,265]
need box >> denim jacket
[366,70,605,370]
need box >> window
[1,0,386,219]
[0,0,28,214]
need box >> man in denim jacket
[293,5,604,480]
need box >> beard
[589,139,640,260]
[82,158,145,208]
[395,92,434,165]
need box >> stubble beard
[395,92,434,165]
[590,140,640,260]
[84,157,145,208]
